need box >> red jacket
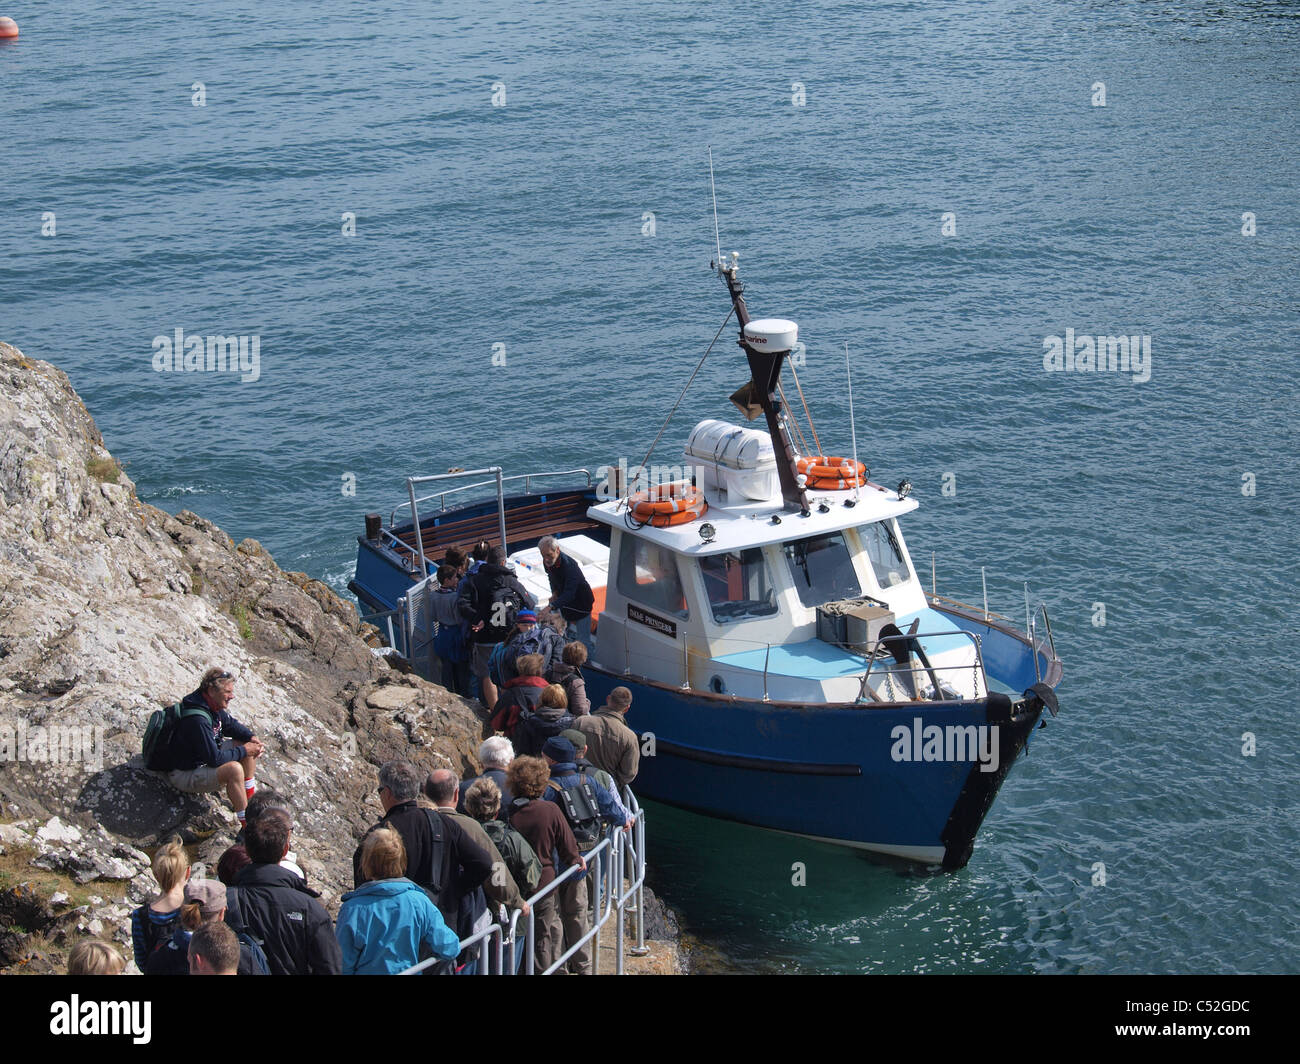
[490,675,548,736]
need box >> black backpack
[132,904,180,963]
[545,774,603,851]
[142,702,210,771]
[487,585,524,636]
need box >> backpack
[545,775,603,851]
[238,932,271,975]
[486,584,524,636]
[131,904,180,964]
[487,642,510,687]
[482,819,542,896]
[505,625,556,678]
[142,702,210,771]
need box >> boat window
[615,538,688,618]
[860,520,909,589]
[781,531,862,608]
[699,548,778,624]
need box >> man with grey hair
[426,768,529,974]
[576,687,639,790]
[537,535,595,653]
[351,760,495,949]
[456,736,514,813]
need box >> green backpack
[483,819,542,897]
[142,702,209,771]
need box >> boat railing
[396,786,647,975]
[1027,602,1056,682]
[389,468,595,527]
[615,625,989,705]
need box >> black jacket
[514,704,577,757]
[458,563,534,644]
[232,863,341,975]
[546,551,595,622]
[352,801,495,933]
[153,689,253,772]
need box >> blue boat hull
[583,630,1047,869]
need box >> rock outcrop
[0,341,691,974]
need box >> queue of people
[75,535,634,975]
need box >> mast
[717,255,811,515]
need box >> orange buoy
[795,455,867,490]
[629,481,708,527]
[0,17,17,39]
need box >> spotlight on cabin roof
[897,479,912,501]
[698,522,717,543]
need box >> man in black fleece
[233,809,340,975]
[352,760,495,938]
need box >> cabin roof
[586,483,920,555]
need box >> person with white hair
[456,735,516,812]
[537,536,595,653]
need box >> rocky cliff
[0,340,681,974]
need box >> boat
[349,249,1063,870]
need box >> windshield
[781,531,862,607]
[860,520,910,589]
[699,548,778,624]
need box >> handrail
[389,468,594,527]
[393,788,649,977]
[859,627,988,704]
[1028,602,1056,682]
[398,919,503,976]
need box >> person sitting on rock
[145,878,269,976]
[336,826,460,975]
[188,920,241,975]
[67,938,125,975]
[154,667,264,828]
[490,653,548,738]
[129,835,189,969]
[514,684,576,758]
[550,642,591,716]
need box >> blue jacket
[156,690,253,771]
[546,551,595,622]
[335,878,460,975]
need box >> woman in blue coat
[336,827,460,975]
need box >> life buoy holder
[628,481,708,527]
[795,455,866,491]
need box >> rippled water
[2,0,1297,973]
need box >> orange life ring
[795,455,866,490]
[629,481,708,527]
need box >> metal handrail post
[496,468,507,554]
[407,478,425,576]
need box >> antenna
[846,341,861,501]
[708,147,723,267]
